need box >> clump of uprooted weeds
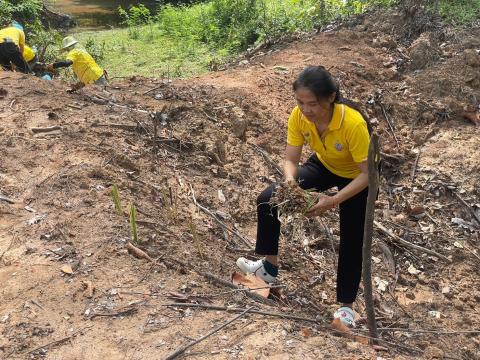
[271,182,318,216]
[270,182,319,246]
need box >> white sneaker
[333,307,356,328]
[236,257,277,283]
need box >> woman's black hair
[293,65,372,134]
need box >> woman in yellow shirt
[237,66,371,328]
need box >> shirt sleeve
[348,121,370,163]
[287,107,304,147]
[66,50,76,62]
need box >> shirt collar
[328,103,345,131]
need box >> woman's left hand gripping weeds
[305,193,336,217]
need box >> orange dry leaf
[330,318,369,345]
[461,111,480,126]
[300,327,312,338]
[231,271,270,298]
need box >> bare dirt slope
[1,8,479,360]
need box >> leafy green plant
[0,0,43,25]
[118,4,152,27]
[129,204,139,244]
[110,184,123,215]
[27,25,62,62]
[437,0,480,25]
[118,3,153,39]
[84,37,106,63]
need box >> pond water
[46,0,161,29]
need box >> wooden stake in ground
[362,133,380,343]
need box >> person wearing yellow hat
[0,21,30,73]
[48,36,106,91]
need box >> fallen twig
[25,325,93,355]
[126,242,154,262]
[189,184,254,249]
[89,307,138,319]
[0,194,15,204]
[197,284,285,298]
[202,272,275,306]
[163,303,319,323]
[163,304,421,353]
[249,143,283,176]
[377,99,399,147]
[410,149,421,183]
[316,218,337,265]
[164,307,254,360]
[450,191,480,226]
[143,85,163,95]
[66,103,82,110]
[31,125,62,134]
[93,123,138,131]
[376,327,480,335]
[374,220,450,262]
[380,152,405,161]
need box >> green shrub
[84,37,106,63]
[118,3,153,39]
[118,4,152,27]
[437,0,480,24]
[0,0,43,26]
[28,25,62,63]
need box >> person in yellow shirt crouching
[0,21,30,73]
[48,36,106,91]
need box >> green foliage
[437,0,480,24]
[0,0,42,26]
[84,37,106,63]
[65,0,480,80]
[204,0,261,51]
[28,25,62,63]
[110,184,123,215]
[118,4,153,39]
[129,204,139,244]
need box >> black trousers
[0,41,29,73]
[256,154,368,304]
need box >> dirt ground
[1,7,479,360]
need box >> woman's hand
[305,194,335,218]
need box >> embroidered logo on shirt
[334,141,343,151]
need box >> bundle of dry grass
[270,182,318,217]
[270,182,320,247]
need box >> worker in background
[48,36,106,91]
[0,21,30,73]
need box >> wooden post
[362,133,380,343]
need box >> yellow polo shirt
[66,48,104,85]
[287,103,370,179]
[0,27,25,47]
[23,45,36,62]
